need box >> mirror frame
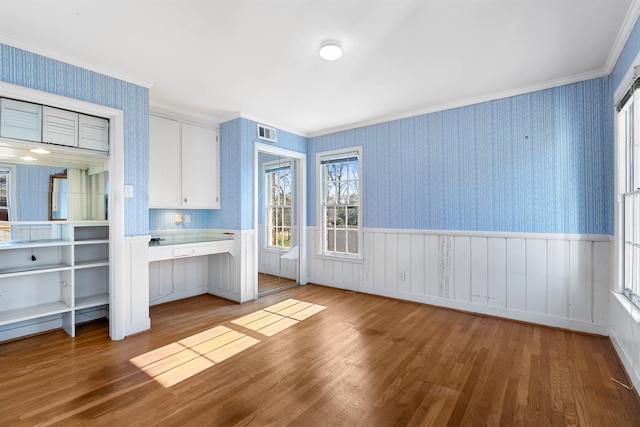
[48,170,68,221]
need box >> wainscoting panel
[308,227,612,334]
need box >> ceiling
[0,0,638,136]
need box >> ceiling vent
[257,124,277,143]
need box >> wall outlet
[399,272,406,281]
[185,214,191,224]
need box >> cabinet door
[42,106,78,147]
[0,98,42,142]
[78,114,109,152]
[149,115,182,208]
[181,123,218,209]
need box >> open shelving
[0,222,109,342]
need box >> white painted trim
[254,142,307,292]
[359,227,613,242]
[149,104,220,129]
[0,36,154,88]
[221,112,306,140]
[0,81,127,340]
[0,163,17,221]
[605,0,640,75]
[609,290,640,390]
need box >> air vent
[257,124,277,143]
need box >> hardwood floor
[1,285,639,426]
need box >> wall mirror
[49,171,67,220]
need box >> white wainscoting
[123,235,151,336]
[609,292,640,390]
[307,227,612,335]
[208,230,256,303]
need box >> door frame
[253,142,307,299]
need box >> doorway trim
[253,142,307,299]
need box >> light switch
[124,185,134,198]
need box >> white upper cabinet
[42,106,79,147]
[149,115,182,208]
[149,115,220,209]
[0,98,42,142]
[181,123,220,209]
[0,98,109,153]
[79,114,109,152]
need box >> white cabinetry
[79,114,109,152]
[0,222,109,342]
[0,98,42,142]
[42,106,78,147]
[149,114,220,209]
[149,115,182,207]
[0,98,109,153]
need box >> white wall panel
[569,240,593,322]
[547,240,570,318]
[526,239,547,315]
[306,227,611,335]
[506,239,527,311]
[470,237,488,305]
[410,234,425,295]
[487,238,506,308]
[454,236,471,302]
[398,234,411,294]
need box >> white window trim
[262,158,293,251]
[316,146,363,259]
[0,163,17,221]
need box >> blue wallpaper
[213,117,306,231]
[0,44,149,236]
[308,78,613,235]
[15,164,65,221]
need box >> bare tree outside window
[321,154,359,255]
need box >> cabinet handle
[184,198,187,203]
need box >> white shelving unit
[0,222,109,341]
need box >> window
[618,87,640,308]
[0,165,13,241]
[265,162,292,249]
[318,148,361,257]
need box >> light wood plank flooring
[1,285,639,426]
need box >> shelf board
[75,294,109,310]
[74,239,109,245]
[0,239,72,250]
[0,301,71,325]
[74,259,109,269]
[0,263,72,277]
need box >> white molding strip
[605,0,640,74]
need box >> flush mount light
[319,40,343,61]
[20,156,37,161]
[30,148,50,154]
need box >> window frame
[263,159,294,251]
[0,163,16,222]
[316,147,363,259]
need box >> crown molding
[0,34,154,89]
[308,69,608,138]
[605,0,640,74]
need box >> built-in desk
[148,232,235,262]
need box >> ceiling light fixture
[319,40,343,61]
[20,156,37,161]
[30,148,50,154]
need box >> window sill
[315,253,364,264]
[612,290,640,325]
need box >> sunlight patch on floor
[231,299,327,336]
[130,325,260,388]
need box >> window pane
[346,206,358,226]
[282,227,291,248]
[327,183,337,204]
[335,229,347,253]
[282,207,291,227]
[347,230,358,254]
[326,206,335,228]
[335,206,346,228]
[326,229,335,252]
[348,183,359,203]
